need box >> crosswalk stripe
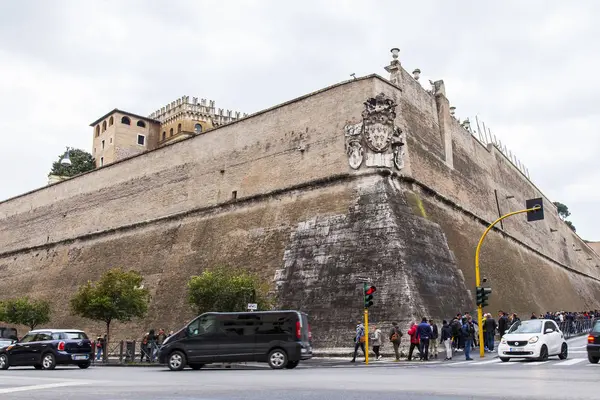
[476,359,502,365]
[524,361,548,366]
[554,359,584,366]
[446,360,475,366]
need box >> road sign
[526,198,544,222]
[247,303,257,311]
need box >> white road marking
[476,359,502,365]
[0,381,89,394]
[524,361,548,366]
[569,351,587,353]
[446,360,475,366]
[554,359,585,366]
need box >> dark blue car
[0,329,93,370]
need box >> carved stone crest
[344,93,405,170]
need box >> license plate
[72,354,89,360]
[509,348,518,352]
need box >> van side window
[256,314,293,335]
[221,314,260,336]
[188,315,217,337]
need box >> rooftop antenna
[350,73,357,80]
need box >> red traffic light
[365,286,376,295]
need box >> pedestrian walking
[350,323,366,363]
[95,335,104,361]
[440,320,453,360]
[407,321,421,361]
[389,322,403,361]
[462,317,475,360]
[417,317,432,361]
[371,325,382,360]
[429,319,439,359]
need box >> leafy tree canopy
[565,220,576,232]
[187,266,272,315]
[70,268,150,327]
[553,201,571,220]
[0,297,51,330]
[49,148,95,177]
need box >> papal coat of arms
[344,93,405,170]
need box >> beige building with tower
[90,96,245,167]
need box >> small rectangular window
[232,190,237,200]
[110,137,113,144]
[101,140,105,149]
[137,134,145,146]
[100,157,104,166]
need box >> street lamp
[60,147,72,166]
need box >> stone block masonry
[1,69,599,347]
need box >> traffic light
[476,286,492,307]
[526,197,544,222]
[363,283,376,308]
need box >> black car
[587,320,600,363]
[159,310,312,371]
[0,329,93,370]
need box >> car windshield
[508,320,543,334]
[592,321,600,333]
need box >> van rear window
[64,332,89,340]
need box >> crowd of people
[350,309,599,363]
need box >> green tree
[49,148,95,177]
[0,297,51,330]
[70,268,150,360]
[553,201,571,220]
[553,201,576,232]
[187,266,272,315]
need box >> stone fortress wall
[0,55,599,347]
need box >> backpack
[451,320,460,336]
[390,327,401,342]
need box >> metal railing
[91,340,162,364]
[558,318,596,339]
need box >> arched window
[109,116,114,126]
[177,123,182,133]
[170,128,174,137]
[121,116,131,125]
[102,121,107,132]
[95,125,100,137]
[137,120,146,128]
[194,123,202,134]
[162,131,166,141]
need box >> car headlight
[528,336,539,343]
[501,337,507,344]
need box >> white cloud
[0,0,598,239]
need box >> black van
[158,310,312,371]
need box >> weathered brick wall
[0,77,377,255]
[0,71,599,349]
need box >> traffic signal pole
[364,308,369,365]
[475,205,541,358]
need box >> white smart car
[498,319,568,362]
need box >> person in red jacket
[407,321,421,361]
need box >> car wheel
[0,354,9,370]
[285,360,299,369]
[538,345,548,362]
[268,348,288,369]
[78,361,91,369]
[33,364,42,370]
[558,343,568,360]
[588,355,599,364]
[168,351,186,371]
[42,353,57,370]
[189,363,204,370]
[500,357,510,363]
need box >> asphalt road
[0,336,597,400]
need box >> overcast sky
[0,0,598,240]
